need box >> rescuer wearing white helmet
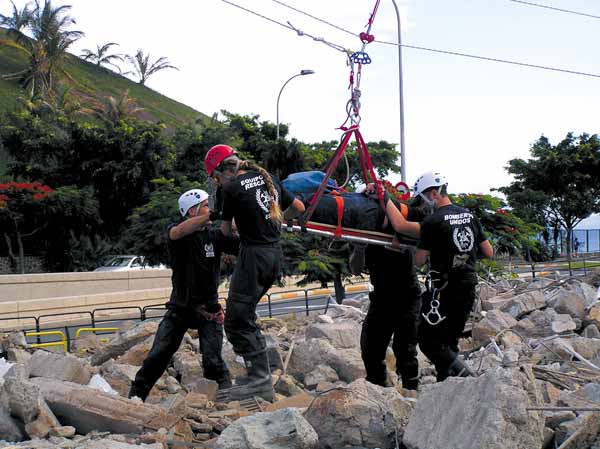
[129,189,239,401]
[412,171,494,382]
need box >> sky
[3,0,600,227]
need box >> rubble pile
[1,274,600,449]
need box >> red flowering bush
[0,182,54,208]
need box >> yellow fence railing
[26,331,67,352]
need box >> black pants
[133,309,229,394]
[225,244,282,357]
[418,279,476,380]
[360,246,421,386]
[361,286,421,385]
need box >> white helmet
[413,171,448,197]
[178,189,209,217]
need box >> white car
[93,255,166,272]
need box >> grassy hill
[0,28,207,124]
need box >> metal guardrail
[26,331,67,352]
[3,283,371,352]
[503,255,600,279]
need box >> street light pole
[391,0,406,182]
[276,69,315,140]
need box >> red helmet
[205,144,235,176]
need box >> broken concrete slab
[27,350,92,385]
[0,402,26,442]
[215,407,319,449]
[30,377,171,435]
[288,338,365,383]
[304,378,413,449]
[551,314,578,334]
[173,349,202,387]
[403,366,544,449]
[99,360,140,397]
[547,288,587,320]
[305,321,361,349]
[91,321,159,366]
[498,290,546,319]
[3,375,62,439]
[114,336,154,366]
[471,309,518,346]
[303,364,339,390]
[185,378,218,402]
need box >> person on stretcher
[281,171,422,239]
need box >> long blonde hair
[239,160,283,225]
[219,158,283,225]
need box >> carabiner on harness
[422,272,448,326]
[422,297,446,326]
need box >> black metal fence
[1,284,369,352]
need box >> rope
[221,0,348,53]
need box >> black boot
[128,382,150,402]
[217,373,233,390]
[447,357,474,378]
[401,376,420,390]
[228,352,274,402]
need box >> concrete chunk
[304,378,412,449]
[403,366,544,449]
[305,321,361,349]
[91,321,159,366]
[27,350,92,385]
[31,377,170,434]
[216,407,319,449]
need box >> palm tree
[92,89,145,124]
[125,49,178,85]
[80,42,124,72]
[1,0,84,98]
[0,0,34,43]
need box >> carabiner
[422,299,446,326]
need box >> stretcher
[283,220,417,248]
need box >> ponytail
[239,160,283,225]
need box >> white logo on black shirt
[453,227,474,252]
[204,243,215,258]
[256,188,279,217]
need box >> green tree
[0,181,98,273]
[2,0,84,98]
[499,133,600,259]
[126,49,178,85]
[91,89,145,124]
[80,42,123,71]
[119,177,196,265]
[452,193,543,259]
[0,0,34,42]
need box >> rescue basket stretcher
[282,220,417,248]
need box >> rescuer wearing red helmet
[204,144,305,401]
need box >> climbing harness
[422,271,448,326]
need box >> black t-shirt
[417,204,487,282]
[366,206,424,288]
[221,170,295,245]
[166,225,239,310]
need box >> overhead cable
[508,0,600,20]
[223,0,600,79]
[221,0,347,53]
